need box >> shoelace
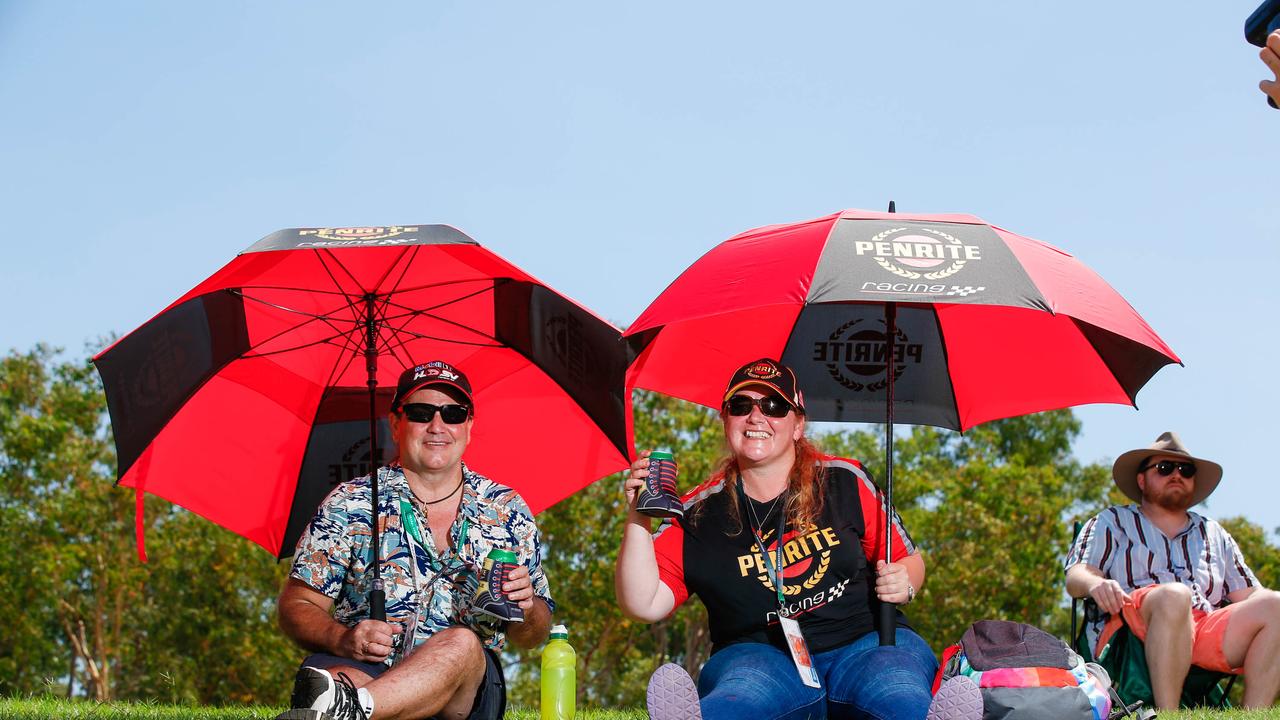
[332,672,370,720]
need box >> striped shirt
[1065,505,1257,648]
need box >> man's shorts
[1100,584,1243,674]
[299,647,506,720]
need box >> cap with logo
[722,358,805,413]
[390,360,474,411]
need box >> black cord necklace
[412,475,465,507]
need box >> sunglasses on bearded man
[1139,459,1197,478]
[399,402,471,425]
[724,394,795,418]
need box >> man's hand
[339,618,401,663]
[1262,30,1280,105]
[1089,578,1133,615]
[502,564,539,612]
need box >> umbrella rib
[379,281,504,345]
[318,248,372,295]
[241,332,362,360]
[232,289,359,327]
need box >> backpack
[936,620,1122,720]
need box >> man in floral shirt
[276,361,554,720]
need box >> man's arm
[278,577,400,663]
[278,577,345,653]
[498,564,552,649]
[1066,563,1131,615]
[504,596,553,650]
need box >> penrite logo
[812,319,923,392]
[297,226,418,246]
[744,360,782,380]
[854,226,981,281]
[737,523,841,596]
[327,437,374,486]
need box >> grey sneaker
[647,663,701,720]
[275,667,372,720]
[926,675,983,720]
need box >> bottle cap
[650,451,674,461]
[550,624,568,639]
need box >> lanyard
[736,475,787,610]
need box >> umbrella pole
[879,303,898,647]
[364,294,387,622]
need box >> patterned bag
[936,620,1113,720]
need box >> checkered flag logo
[945,285,986,297]
[827,578,851,600]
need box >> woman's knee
[699,644,823,717]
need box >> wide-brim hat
[1111,431,1223,506]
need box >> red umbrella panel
[625,209,1180,429]
[94,225,631,559]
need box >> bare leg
[1222,589,1280,708]
[363,627,488,720]
[1141,583,1194,710]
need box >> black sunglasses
[1139,460,1197,478]
[724,394,793,418]
[400,402,471,425]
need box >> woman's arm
[614,451,677,622]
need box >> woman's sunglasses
[1139,460,1197,478]
[400,402,471,425]
[724,394,793,418]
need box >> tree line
[2,345,1277,707]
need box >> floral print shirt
[290,462,553,663]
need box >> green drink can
[474,548,524,622]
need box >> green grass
[0,698,646,719]
[1,698,1276,719]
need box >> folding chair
[1069,522,1236,710]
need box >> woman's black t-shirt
[652,456,916,655]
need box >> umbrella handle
[370,586,386,622]
[878,602,896,646]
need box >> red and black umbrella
[624,207,1180,643]
[95,225,631,565]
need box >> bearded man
[1065,432,1280,709]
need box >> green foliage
[0,346,296,705]
[1219,517,1280,591]
[817,411,1115,648]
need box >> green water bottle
[541,624,576,720]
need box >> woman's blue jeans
[697,627,938,720]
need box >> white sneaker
[276,667,374,720]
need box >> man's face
[1137,453,1196,511]
[389,386,473,476]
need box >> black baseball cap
[390,360,474,411]
[722,358,805,413]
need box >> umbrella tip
[887,200,896,213]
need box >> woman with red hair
[616,358,938,720]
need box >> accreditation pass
[779,616,821,688]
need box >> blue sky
[2,1,1277,535]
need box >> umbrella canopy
[623,207,1180,645]
[625,209,1180,428]
[95,224,631,559]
